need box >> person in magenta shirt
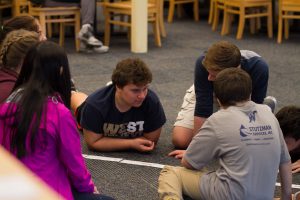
[0,41,114,200]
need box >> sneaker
[93,45,109,54]
[78,24,102,46]
[79,42,93,53]
[79,42,109,54]
[263,96,277,113]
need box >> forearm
[193,116,206,135]
[279,161,292,200]
[86,136,135,152]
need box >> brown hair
[202,41,241,71]
[213,68,252,107]
[276,106,300,140]
[0,29,39,71]
[112,58,152,88]
[0,15,39,44]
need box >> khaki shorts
[158,166,204,200]
[174,84,220,130]
[174,85,195,129]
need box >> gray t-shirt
[184,101,290,200]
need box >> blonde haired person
[0,29,40,102]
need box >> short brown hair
[202,41,241,71]
[112,58,152,88]
[214,68,252,107]
[276,106,300,140]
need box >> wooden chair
[102,0,162,47]
[167,0,199,23]
[208,0,215,24]
[28,2,81,51]
[12,0,28,16]
[0,0,12,11]
[212,0,225,31]
[277,0,300,43]
[221,0,273,40]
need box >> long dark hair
[3,41,71,158]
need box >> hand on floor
[168,150,186,159]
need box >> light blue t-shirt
[184,101,290,200]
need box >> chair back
[28,1,81,51]
[12,0,29,16]
[280,0,300,12]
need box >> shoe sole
[78,36,102,47]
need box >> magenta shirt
[0,97,94,200]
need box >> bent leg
[71,91,88,113]
[81,0,96,25]
[158,166,203,200]
[172,85,195,149]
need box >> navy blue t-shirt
[194,50,269,118]
[80,84,166,138]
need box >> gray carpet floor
[58,14,300,200]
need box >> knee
[172,127,193,149]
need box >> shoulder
[0,68,18,82]
[195,54,206,69]
[147,89,160,101]
[240,51,268,76]
[46,97,72,118]
[86,85,115,107]
[241,50,268,69]
[144,89,163,107]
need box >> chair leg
[221,6,229,35]
[277,12,283,43]
[59,22,65,47]
[168,0,175,23]
[75,11,81,52]
[104,9,111,46]
[159,0,167,37]
[284,13,289,40]
[256,16,261,31]
[236,8,245,39]
[177,4,183,19]
[47,19,52,38]
[153,16,161,47]
[267,3,273,38]
[212,5,219,31]
[250,18,256,34]
[208,0,214,24]
[193,0,199,22]
[39,14,47,40]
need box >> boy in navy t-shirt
[78,58,166,152]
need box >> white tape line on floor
[83,154,300,189]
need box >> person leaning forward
[171,40,269,150]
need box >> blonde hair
[0,29,39,71]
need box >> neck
[115,92,131,112]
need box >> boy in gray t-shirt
[158,68,291,200]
